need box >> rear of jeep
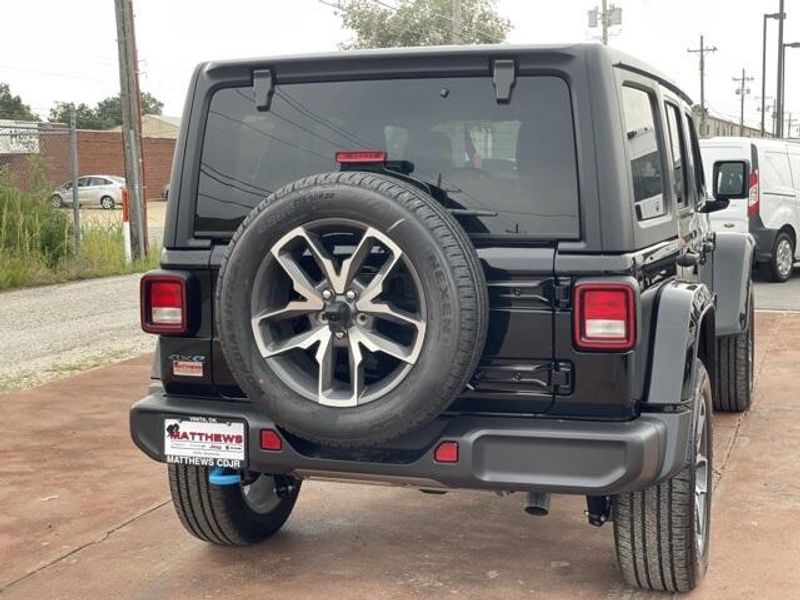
[130,44,753,592]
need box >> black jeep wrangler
[131,44,755,592]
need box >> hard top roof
[200,43,691,104]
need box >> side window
[664,103,688,207]
[762,152,793,193]
[621,85,665,221]
[684,114,705,196]
[77,177,91,187]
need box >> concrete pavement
[1,312,799,598]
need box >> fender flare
[713,231,754,336]
[645,281,715,407]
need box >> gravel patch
[0,274,155,393]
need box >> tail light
[573,283,636,351]
[141,272,190,335]
[335,150,386,163]
[747,169,760,217]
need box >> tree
[48,102,105,129]
[47,91,164,130]
[94,92,164,128]
[0,83,39,121]
[337,0,511,49]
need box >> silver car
[51,175,126,209]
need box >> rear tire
[715,290,754,412]
[168,465,300,545]
[100,195,115,209]
[758,231,794,282]
[613,360,712,593]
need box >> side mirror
[699,159,750,214]
[713,159,749,200]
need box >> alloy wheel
[694,397,710,557]
[250,221,427,408]
[776,238,793,279]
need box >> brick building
[0,120,177,199]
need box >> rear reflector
[335,150,386,163]
[573,283,636,351]
[747,169,760,217]
[434,441,459,463]
[140,273,189,335]
[260,429,283,452]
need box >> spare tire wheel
[216,172,488,447]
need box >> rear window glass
[195,76,580,238]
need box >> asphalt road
[753,266,800,311]
[0,274,153,393]
[2,312,799,599]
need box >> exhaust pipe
[524,491,551,516]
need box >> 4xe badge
[164,418,245,468]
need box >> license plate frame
[163,416,246,469]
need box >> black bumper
[749,217,778,263]
[130,390,691,496]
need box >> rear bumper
[130,390,691,496]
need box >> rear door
[194,71,578,412]
[789,147,800,252]
[759,145,798,248]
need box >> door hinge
[549,361,573,395]
[545,278,572,310]
[492,59,516,103]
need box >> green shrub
[0,184,159,289]
[0,185,72,267]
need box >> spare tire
[216,171,488,447]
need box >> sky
[1,0,799,134]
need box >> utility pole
[776,0,786,137]
[762,12,784,136]
[451,0,462,44]
[113,0,147,260]
[588,1,622,45]
[733,68,753,136]
[688,35,717,136]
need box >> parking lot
[1,290,799,598]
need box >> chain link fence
[0,120,75,198]
[0,119,166,288]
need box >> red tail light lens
[141,273,189,335]
[747,169,760,217]
[335,150,386,163]
[573,283,636,351]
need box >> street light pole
[781,41,800,137]
[776,1,786,137]
[762,12,783,136]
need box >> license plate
[164,417,246,468]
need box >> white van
[700,138,800,282]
